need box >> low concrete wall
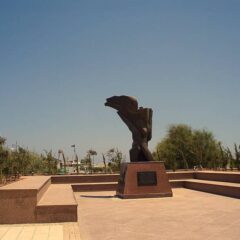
[51,174,119,184]
[167,172,194,180]
[52,172,195,184]
[170,180,185,188]
[195,172,240,183]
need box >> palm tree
[102,153,107,173]
[87,149,97,173]
[58,149,67,174]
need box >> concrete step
[170,180,185,188]
[0,176,51,224]
[36,184,78,223]
[183,179,240,199]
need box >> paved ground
[0,223,81,240]
[1,188,240,240]
[76,189,240,240]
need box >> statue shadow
[80,195,116,199]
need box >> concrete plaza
[77,189,240,240]
[0,188,239,240]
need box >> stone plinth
[116,161,173,199]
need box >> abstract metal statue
[105,95,154,162]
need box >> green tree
[234,144,240,170]
[13,147,31,175]
[154,125,193,170]
[218,142,229,169]
[227,148,235,170]
[154,139,178,171]
[192,130,221,169]
[0,137,8,181]
[42,150,57,175]
[154,124,222,170]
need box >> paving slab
[0,224,68,240]
[63,223,81,240]
[17,225,35,240]
[0,227,9,239]
[76,188,240,240]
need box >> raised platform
[1,170,240,224]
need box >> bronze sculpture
[105,95,154,162]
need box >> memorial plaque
[137,171,157,186]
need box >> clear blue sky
[1,0,240,161]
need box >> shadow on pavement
[80,195,116,199]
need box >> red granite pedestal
[116,161,173,199]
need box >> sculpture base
[116,162,173,199]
